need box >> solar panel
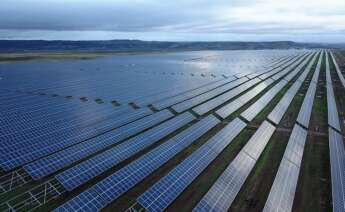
[0,95,100,122]
[192,78,261,116]
[134,78,230,107]
[1,105,133,143]
[267,52,320,125]
[214,79,273,119]
[263,124,307,212]
[238,78,274,103]
[296,83,317,128]
[328,127,345,212]
[246,72,262,79]
[136,118,246,211]
[271,54,311,81]
[0,108,153,171]
[215,99,244,119]
[172,77,248,113]
[0,98,101,128]
[245,56,295,80]
[330,51,345,89]
[311,51,323,84]
[258,69,281,80]
[54,188,107,212]
[216,53,310,119]
[325,52,341,131]
[293,52,320,128]
[193,121,275,212]
[242,121,276,160]
[257,54,304,81]
[267,81,301,125]
[263,158,300,212]
[297,55,316,83]
[55,115,220,211]
[284,53,316,82]
[194,152,255,212]
[241,80,287,122]
[1,106,150,154]
[55,112,195,190]
[152,78,233,110]
[283,124,308,167]
[24,110,175,180]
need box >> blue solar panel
[55,112,194,190]
[172,77,248,113]
[330,51,345,89]
[325,52,341,131]
[24,110,174,180]
[214,79,271,119]
[0,105,136,152]
[264,124,308,212]
[0,108,152,171]
[1,105,132,140]
[193,121,275,212]
[151,78,230,110]
[193,77,264,116]
[137,118,246,211]
[54,189,106,212]
[56,115,220,211]
[193,152,255,212]
[241,80,287,122]
[328,128,345,212]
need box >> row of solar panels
[150,55,296,110]
[0,50,302,107]
[0,53,289,115]
[0,50,315,212]
[0,52,306,171]
[2,69,216,105]
[53,51,317,211]
[325,51,345,212]
[264,50,323,211]
[182,51,321,212]
[22,52,308,183]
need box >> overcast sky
[1,0,345,42]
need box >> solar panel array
[215,53,312,119]
[137,118,246,211]
[326,52,342,132]
[151,77,234,110]
[173,54,302,115]
[325,50,345,212]
[55,112,195,190]
[264,124,308,212]
[1,108,153,170]
[328,128,345,212]
[264,51,323,211]
[2,49,342,212]
[296,53,322,128]
[1,50,293,105]
[330,51,345,89]
[54,115,220,211]
[267,52,321,125]
[24,110,176,180]
[193,121,275,212]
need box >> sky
[0,0,345,42]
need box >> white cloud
[0,0,344,42]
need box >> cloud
[0,0,344,42]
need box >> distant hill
[0,40,326,53]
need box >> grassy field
[0,51,171,63]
